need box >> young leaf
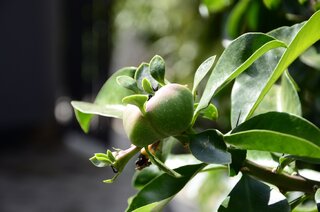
[193,103,218,124]
[192,55,216,96]
[141,78,154,94]
[71,67,136,133]
[116,75,140,93]
[103,146,141,183]
[195,33,286,116]
[126,163,206,212]
[122,94,149,115]
[224,112,320,159]
[135,63,159,91]
[231,10,320,127]
[90,155,112,168]
[149,55,166,85]
[189,130,231,164]
[219,174,290,212]
[199,103,218,120]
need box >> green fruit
[123,83,194,147]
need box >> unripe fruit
[123,83,194,147]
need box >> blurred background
[0,0,319,211]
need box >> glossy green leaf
[149,55,166,85]
[122,94,148,115]
[135,63,159,91]
[196,33,286,116]
[231,10,320,128]
[71,67,136,132]
[189,130,231,164]
[192,55,216,96]
[116,75,140,93]
[300,46,320,70]
[219,174,290,211]
[230,22,302,128]
[226,130,320,158]
[126,163,206,212]
[232,111,320,147]
[225,112,320,159]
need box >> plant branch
[241,159,320,194]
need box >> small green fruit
[123,83,194,147]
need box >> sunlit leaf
[225,112,320,159]
[232,112,320,147]
[196,33,286,116]
[71,101,125,119]
[231,10,320,127]
[71,67,136,132]
[192,55,216,96]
